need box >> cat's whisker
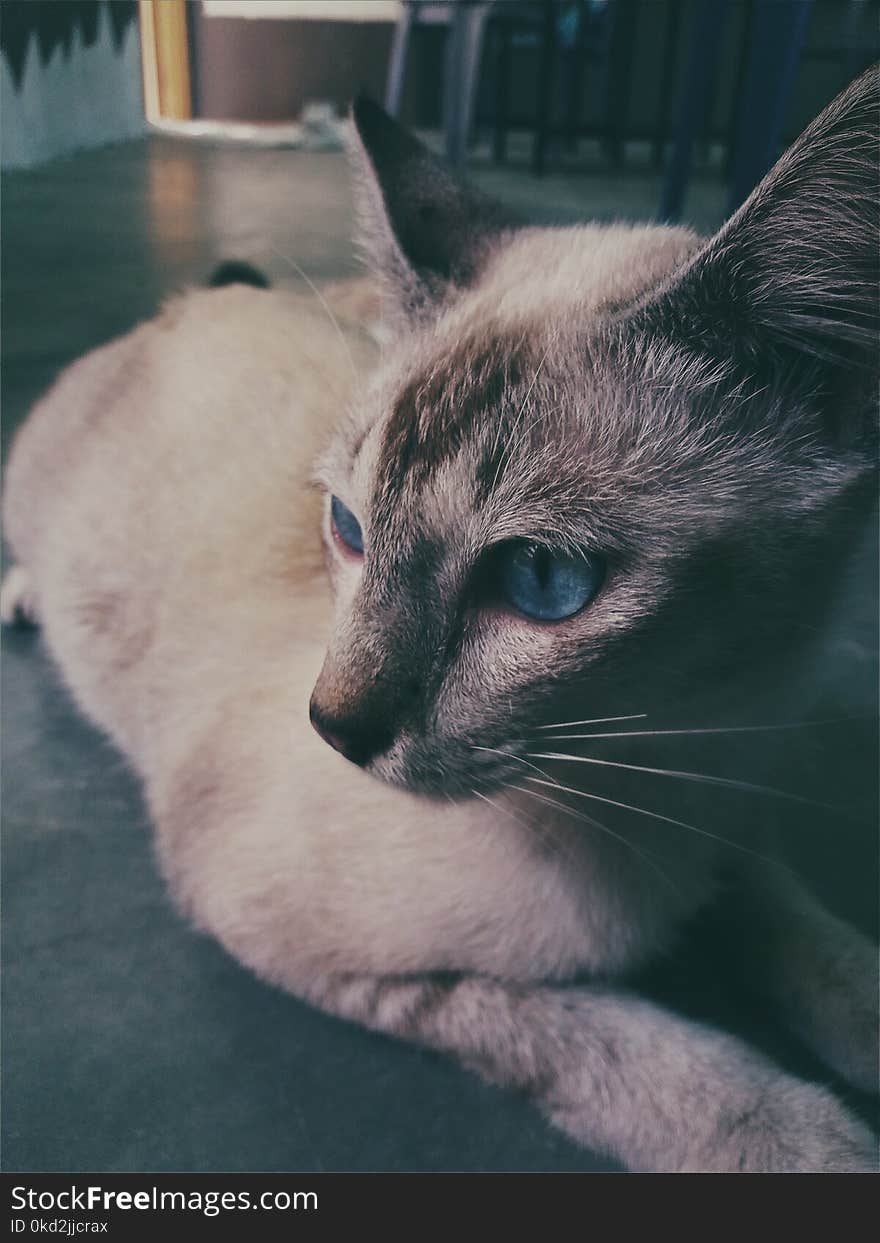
[536,713,649,731]
[525,750,852,816]
[515,783,681,896]
[537,717,870,742]
[472,788,565,862]
[500,778,600,874]
[470,748,584,868]
[471,744,553,781]
[524,776,792,873]
[473,746,675,882]
[267,244,361,386]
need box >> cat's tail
[207,260,270,290]
[0,566,39,627]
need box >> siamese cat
[2,70,878,1171]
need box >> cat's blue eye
[497,542,604,621]
[330,495,364,555]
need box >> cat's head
[310,71,878,798]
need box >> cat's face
[310,82,877,798]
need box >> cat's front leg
[723,861,878,1096]
[300,972,876,1172]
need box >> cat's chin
[364,758,466,802]
[365,746,515,803]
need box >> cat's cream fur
[3,75,878,1171]
[3,279,696,981]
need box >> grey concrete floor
[2,134,875,1172]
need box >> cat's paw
[683,1080,878,1173]
[548,1051,877,1173]
[0,565,39,627]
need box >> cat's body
[2,278,706,983]
[3,74,878,1171]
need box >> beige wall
[192,10,395,121]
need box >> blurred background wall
[1,1,878,195]
[1,1,143,169]
[185,0,875,141]
[192,1,397,122]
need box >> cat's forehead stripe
[376,334,531,496]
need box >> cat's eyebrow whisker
[537,717,869,742]
[495,398,578,494]
[524,776,792,873]
[525,750,849,816]
[536,713,649,731]
[515,783,681,897]
[267,244,361,386]
[515,344,554,427]
[490,345,555,491]
[487,328,529,456]
[500,407,552,469]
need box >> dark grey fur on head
[635,70,878,370]
[350,95,516,325]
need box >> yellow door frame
[139,0,193,122]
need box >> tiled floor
[2,134,875,1171]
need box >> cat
[2,69,878,1172]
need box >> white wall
[202,1,401,20]
[1,5,144,170]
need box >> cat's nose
[309,701,392,767]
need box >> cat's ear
[638,68,878,373]
[349,96,515,325]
